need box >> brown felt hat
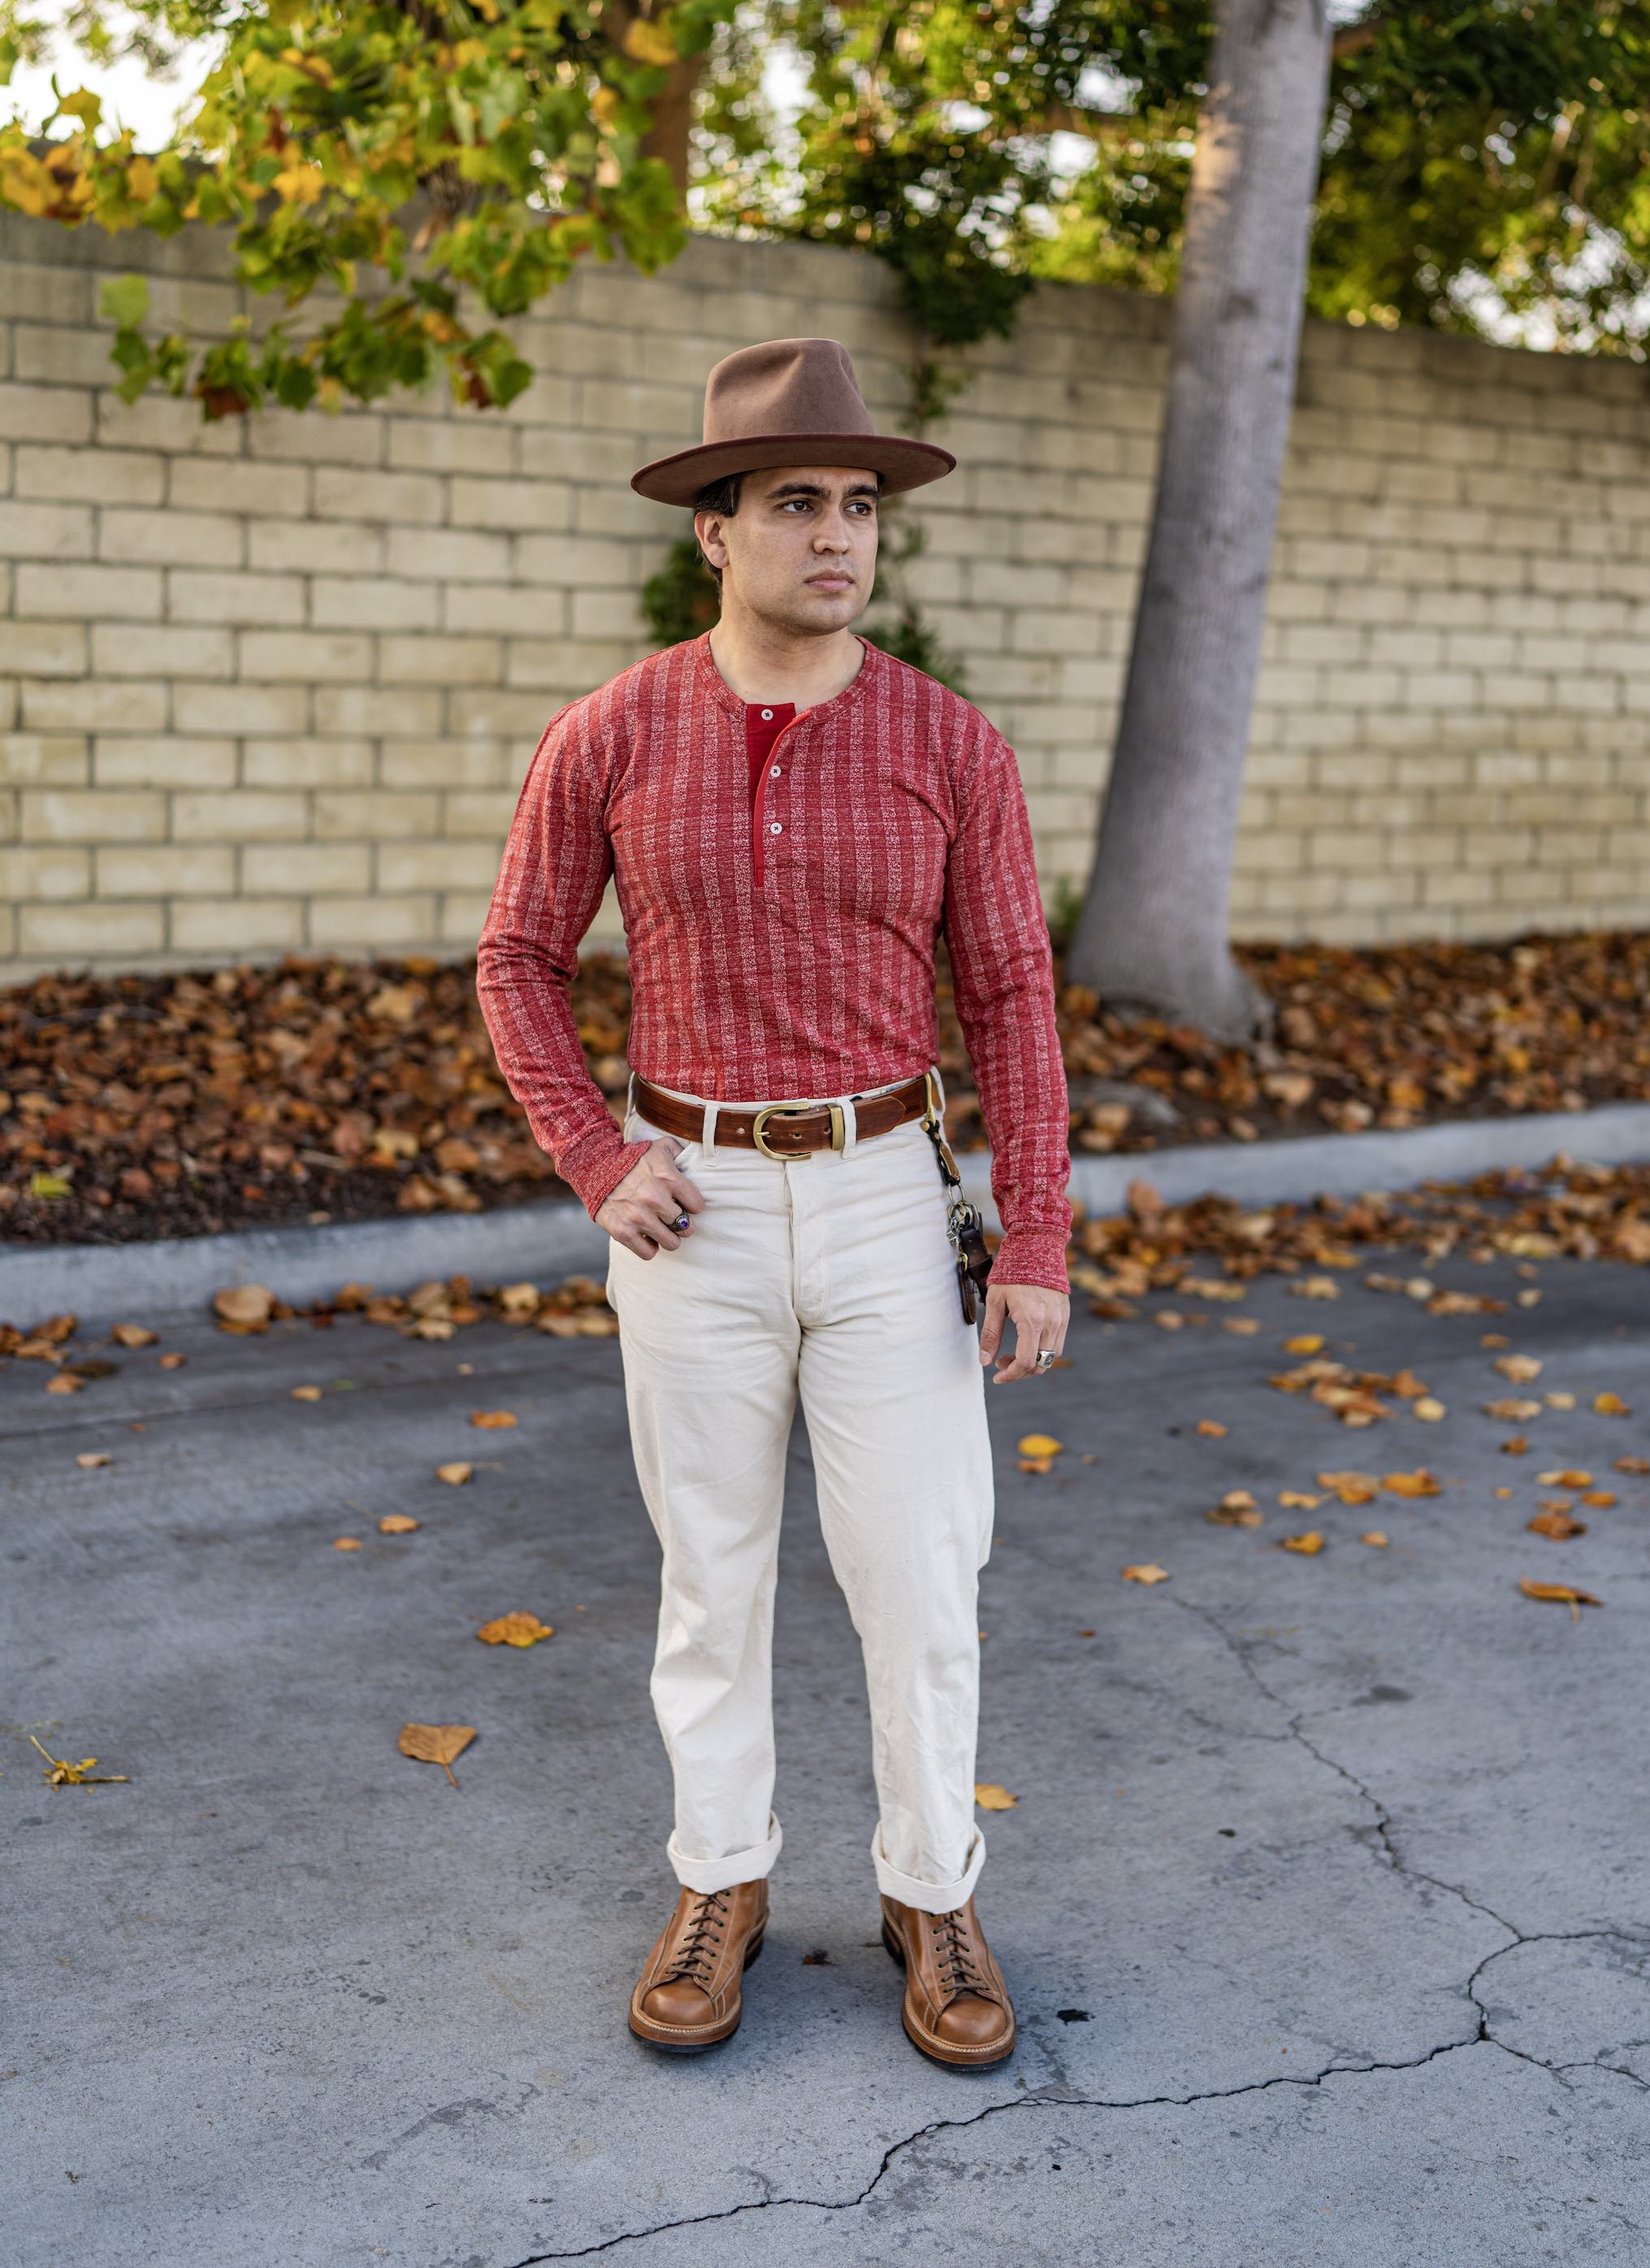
[631,336,955,507]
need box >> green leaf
[99,273,149,331]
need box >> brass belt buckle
[750,1100,845,1159]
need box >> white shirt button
[760,708,773,720]
[769,822,782,835]
[769,764,782,777]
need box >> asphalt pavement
[3,1238,1648,2266]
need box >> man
[476,336,1071,2068]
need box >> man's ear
[694,508,730,575]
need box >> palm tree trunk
[1064,0,1334,1041]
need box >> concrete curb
[6,1101,1650,1320]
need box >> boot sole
[881,1919,1016,2070]
[628,1924,765,2054]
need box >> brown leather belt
[631,1070,934,1158]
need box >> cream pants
[604,1069,995,1915]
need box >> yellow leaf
[291,1384,323,1402]
[470,1410,518,1429]
[974,1781,1019,1810]
[622,19,678,62]
[1359,1531,1389,1547]
[1279,1490,1321,1509]
[1196,1419,1228,1438]
[45,1371,84,1394]
[1537,1469,1592,1487]
[1223,1316,1262,1336]
[1122,1562,1171,1584]
[28,1733,128,1786]
[1283,1333,1323,1355]
[1383,1470,1440,1498]
[1580,1490,1616,1507]
[1281,1531,1325,1555]
[398,1722,476,1787]
[333,1536,362,1551]
[1153,1310,1184,1330]
[214,1282,273,1330]
[1484,1399,1541,1422]
[1544,1391,1576,1410]
[1293,1277,1340,1299]
[1593,1392,1631,1416]
[110,1322,157,1347]
[379,1514,419,1533]
[1518,1576,1602,1620]
[435,1461,474,1485]
[1527,1508,1587,1540]
[476,1611,553,1648]
[1016,1434,1063,1457]
[1492,1354,1542,1381]
[76,1451,113,1468]
[1412,1398,1446,1423]
[1614,1456,1650,1475]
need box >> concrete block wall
[2,210,1647,977]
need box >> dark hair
[692,473,743,586]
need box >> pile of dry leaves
[3,927,1650,1245]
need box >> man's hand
[596,1137,705,1258]
[979,1282,1069,1384]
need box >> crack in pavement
[494,1581,1644,2262]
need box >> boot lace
[662,1889,730,1986]
[929,1908,990,2001]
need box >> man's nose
[812,512,855,550]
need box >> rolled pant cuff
[872,1823,985,1915]
[667,1813,782,1895]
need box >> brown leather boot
[880,1893,1016,2068]
[627,1879,769,2053]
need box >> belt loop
[699,1097,719,1165]
[624,1066,637,1142]
[929,1062,947,1116]
[840,1095,858,1161]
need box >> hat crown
[703,337,876,448]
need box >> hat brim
[630,432,955,507]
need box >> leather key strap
[631,1070,932,1156]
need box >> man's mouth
[807,573,855,591]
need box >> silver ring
[1034,1350,1055,1372]
[671,1211,689,1231]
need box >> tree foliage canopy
[0,0,735,414]
[698,0,1650,357]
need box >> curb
[5,1100,1650,1322]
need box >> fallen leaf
[476,1611,554,1647]
[1122,1562,1171,1585]
[1154,1310,1184,1331]
[398,1722,476,1788]
[158,1351,188,1369]
[1196,1419,1228,1438]
[435,1461,474,1485]
[1537,1468,1592,1486]
[75,1451,112,1468]
[1293,1277,1340,1299]
[1412,1397,1447,1422]
[1544,1391,1576,1411]
[379,1514,420,1533]
[1493,1354,1543,1381]
[291,1384,323,1402]
[1360,1531,1389,1547]
[1518,1577,1603,1620]
[1501,1435,1529,1455]
[27,1733,128,1786]
[1580,1490,1617,1508]
[333,1536,362,1551]
[1281,1531,1325,1555]
[974,1782,1020,1810]
[1283,1333,1324,1355]
[1018,1456,1055,1474]
[1017,1434,1063,1457]
[1593,1392,1631,1416]
[1528,1508,1587,1540]
[1384,1470,1441,1498]
[1279,1490,1323,1510]
[1485,1399,1541,1422]
[1614,1456,1650,1475]
[1495,1485,1514,1498]
[470,1410,518,1430]
[1206,1498,1264,1528]
[1223,1317,1262,1336]
[213,1282,273,1331]
[45,1371,84,1394]
[110,1323,157,1347]
[1316,1469,1379,1505]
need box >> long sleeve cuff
[989,1224,1072,1294]
[557,1124,656,1223]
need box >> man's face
[695,465,879,636]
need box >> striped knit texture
[475,631,1072,1290]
